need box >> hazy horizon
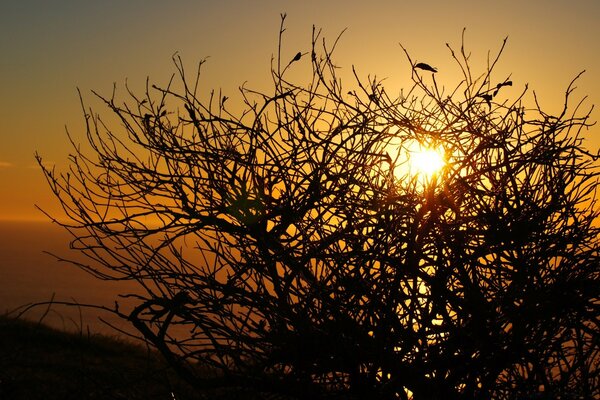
[0,220,140,335]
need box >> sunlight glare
[409,147,445,178]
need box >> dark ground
[0,315,204,400]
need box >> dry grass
[0,315,202,400]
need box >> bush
[38,17,599,399]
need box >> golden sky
[1,0,599,221]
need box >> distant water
[0,220,141,337]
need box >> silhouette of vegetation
[37,17,599,399]
[0,315,200,400]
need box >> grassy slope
[0,315,203,400]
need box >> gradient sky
[1,0,599,221]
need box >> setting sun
[409,147,445,178]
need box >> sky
[1,0,599,221]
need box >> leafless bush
[38,17,599,400]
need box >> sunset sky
[1,0,599,221]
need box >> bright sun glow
[410,147,445,178]
[383,136,447,188]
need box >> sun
[409,147,445,178]
[382,138,447,186]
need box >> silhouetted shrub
[38,17,599,399]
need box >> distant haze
[0,221,139,335]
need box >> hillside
[0,315,201,400]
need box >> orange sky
[1,0,599,221]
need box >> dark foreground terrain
[0,315,203,400]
